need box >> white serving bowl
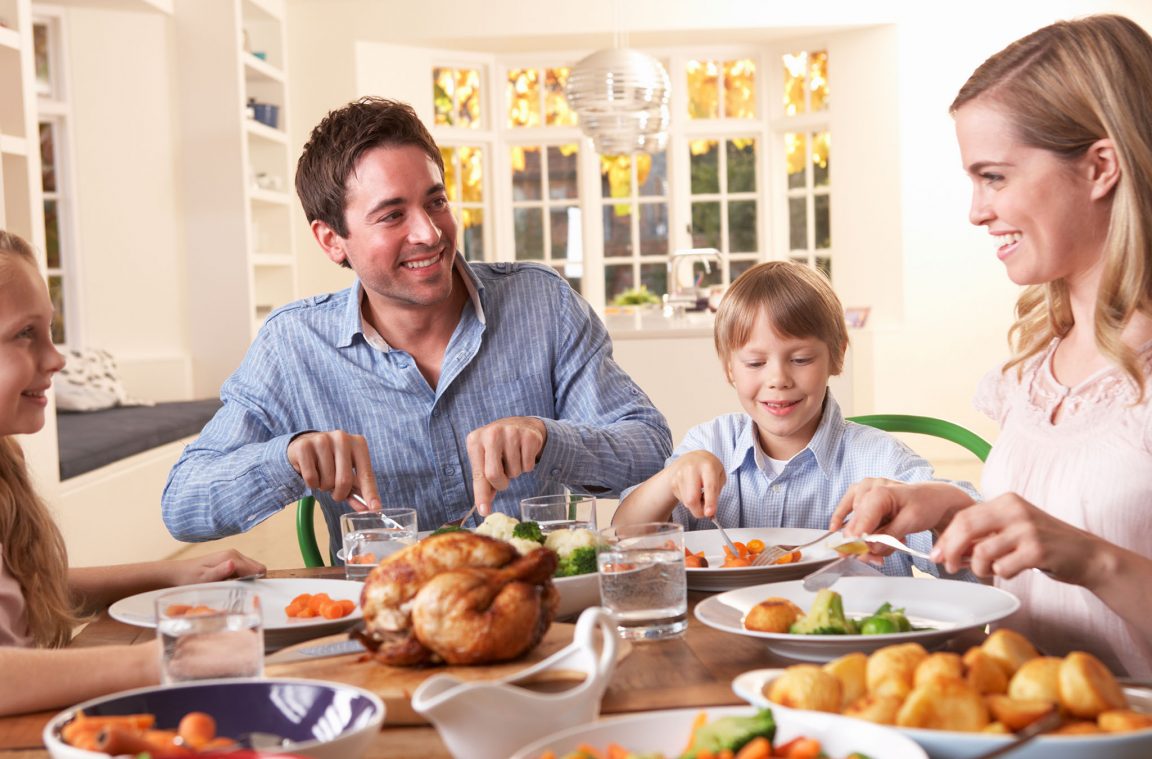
[43,678,384,759]
[554,571,599,619]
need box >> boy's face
[727,311,832,460]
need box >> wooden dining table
[0,567,806,759]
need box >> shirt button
[772,485,782,493]
[432,408,440,417]
[443,465,455,475]
[550,468,560,476]
[397,362,409,369]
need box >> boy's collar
[733,390,845,477]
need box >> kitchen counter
[603,308,715,340]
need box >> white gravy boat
[411,606,618,759]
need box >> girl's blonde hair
[714,261,849,375]
[951,14,1152,394]
[0,230,78,647]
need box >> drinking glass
[520,494,597,534]
[155,586,264,685]
[340,508,418,580]
[596,522,687,640]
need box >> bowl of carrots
[44,678,384,759]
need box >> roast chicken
[357,530,559,666]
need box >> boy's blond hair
[714,261,849,375]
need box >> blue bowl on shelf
[252,102,280,129]
[43,677,384,759]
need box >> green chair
[848,414,992,462]
[296,496,327,568]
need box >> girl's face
[0,257,65,437]
[955,101,1112,289]
[727,311,832,461]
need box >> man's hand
[466,416,547,515]
[287,430,380,510]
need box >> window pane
[691,201,720,248]
[604,263,635,301]
[507,67,541,128]
[639,203,668,257]
[545,67,575,126]
[816,256,832,279]
[48,275,65,344]
[809,51,830,112]
[460,146,484,203]
[550,207,571,259]
[637,152,666,197]
[789,197,807,250]
[728,200,757,253]
[440,147,458,200]
[690,140,719,194]
[686,58,719,119]
[639,262,666,296]
[729,258,755,283]
[511,146,542,201]
[782,52,807,115]
[786,132,806,190]
[723,59,756,119]
[433,67,455,126]
[548,145,579,200]
[727,138,756,193]
[814,195,831,249]
[603,204,633,257]
[39,123,56,192]
[600,155,632,199]
[43,199,60,268]
[813,131,830,187]
[462,208,484,260]
[514,207,544,260]
[457,69,481,128]
[34,23,51,97]
[560,265,582,293]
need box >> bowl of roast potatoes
[736,628,1152,759]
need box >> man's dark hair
[295,97,445,239]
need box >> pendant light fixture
[565,6,670,154]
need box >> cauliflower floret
[509,536,546,556]
[544,527,598,559]
[474,512,519,542]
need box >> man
[161,97,672,557]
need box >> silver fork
[832,533,933,561]
[753,528,838,566]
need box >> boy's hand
[667,451,725,518]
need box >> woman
[831,14,1152,677]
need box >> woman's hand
[165,549,266,586]
[932,492,1107,583]
[665,451,725,518]
[829,480,976,562]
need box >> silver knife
[265,638,366,664]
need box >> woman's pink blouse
[976,338,1152,677]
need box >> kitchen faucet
[664,247,722,316]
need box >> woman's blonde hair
[714,261,849,375]
[0,230,78,647]
[951,14,1152,393]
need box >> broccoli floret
[555,545,598,577]
[788,589,857,635]
[512,520,544,544]
[430,525,465,536]
[679,708,776,758]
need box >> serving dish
[109,579,364,651]
[43,677,384,759]
[734,668,1152,759]
[509,704,927,759]
[693,576,1019,661]
[683,527,839,591]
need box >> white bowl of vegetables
[475,513,600,620]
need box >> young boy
[613,261,979,577]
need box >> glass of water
[340,508,418,580]
[155,586,264,685]
[520,493,597,534]
[596,522,687,640]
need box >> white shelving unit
[0,0,42,249]
[174,0,296,396]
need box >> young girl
[832,14,1152,676]
[613,260,977,577]
[0,229,265,715]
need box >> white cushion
[54,348,152,412]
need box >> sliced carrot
[778,736,823,759]
[734,736,772,759]
[746,539,765,554]
[306,593,332,613]
[773,550,802,565]
[573,743,604,759]
[606,744,631,759]
[339,599,356,615]
[683,711,710,754]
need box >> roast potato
[963,647,1009,695]
[1058,651,1127,719]
[896,676,990,732]
[765,665,842,713]
[824,651,867,708]
[981,628,1039,677]
[1007,656,1063,704]
[985,693,1057,731]
[914,652,964,687]
[843,694,902,725]
[866,642,928,693]
[1097,709,1152,733]
[743,597,803,633]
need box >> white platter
[693,576,1019,662]
[109,578,363,651]
[733,668,1152,759]
[510,704,927,759]
[683,527,839,591]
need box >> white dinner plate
[733,668,1152,759]
[693,576,1019,662]
[684,527,839,591]
[109,578,364,651]
[510,704,927,759]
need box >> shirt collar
[727,390,847,477]
[342,255,486,351]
